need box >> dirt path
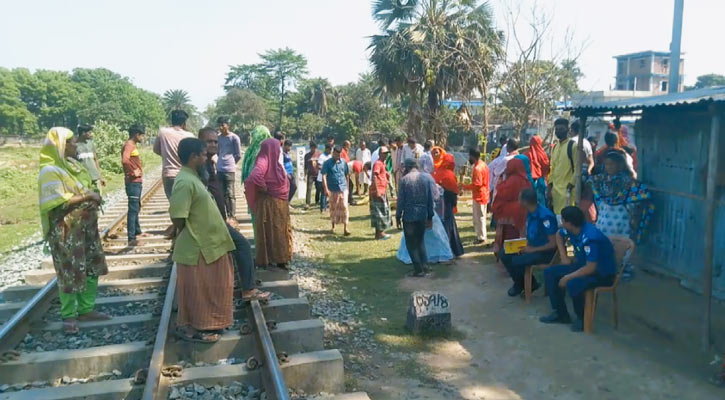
[356,253,723,399]
[291,203,722,400]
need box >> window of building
[663,58,669,67]
[617,61,625,75]
[661,81,668,92]
[639,59,645,68]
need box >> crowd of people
[37,108,653,337]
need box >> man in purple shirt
[216,116,242,222]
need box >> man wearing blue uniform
[540,206,617,332]
[499,188,558,297]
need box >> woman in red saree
[525,135,550,206]
[491,158,532,255]
[432,154,464,257]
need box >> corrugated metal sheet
[571,86,725,112]
[635,108,724,299]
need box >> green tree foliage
[162,89,192,112]
[0,67,165,136]
[226,48,308,129]
[369,0,504,145]
[211,88,268,136]
[92,120,128,174]
[686,74,725,90]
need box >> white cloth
[472,202,487,242]
[489,152,517,201]
[396,213,454,265]
[317,152,331,182]
[356,148,371,163]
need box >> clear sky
[1,0,723,109]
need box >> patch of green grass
[0,146,160,254]
[291,196,484,355]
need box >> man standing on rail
[170,137,236,343]
[75,124,106,194]
[216,116,242,223]
[199,128,271,301]
[154,110,194,237]
[121,124,149,246]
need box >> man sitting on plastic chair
[498,188,558,298]
[539,206,617,332]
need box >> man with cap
[370,146,391,240]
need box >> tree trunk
[481,85,489,152]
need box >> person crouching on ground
[322,145,351,236]
[370,146,391,240]
[39,127,110,334]
[199,128,271,301]
[499,188,558,297]
[396,158,435,277]
[540,206,617,332]
[170,138,236,343]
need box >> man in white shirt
[317,144,332,212]
[402,138,424,163]
[355,141,371,194]
[419,140,434,174]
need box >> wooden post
[574,115,588,204]
[702,104,720,350]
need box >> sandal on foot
[62,319,80,335]
[242,289,273,302]
[175,327,220,343]
[78,311,111,321]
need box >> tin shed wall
[635,110,724,298]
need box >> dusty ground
[292,196,724,400]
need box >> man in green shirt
[75,124,105,193]
[169,137,236,343]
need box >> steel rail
[251,299,291,400]
[0,177,163,354]
[142,262,177,400]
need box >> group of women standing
[489,133,652,259]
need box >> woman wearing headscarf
[491,158,533,255]
[587,151,653,243]
[241,125,272,183]
[244,138,292,269]
[431,146,447,171]
[38,127,109,334]
[432,154,464,258]
[525,135,550,206]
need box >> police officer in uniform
[499,188,558,297]
[540,206,617,332]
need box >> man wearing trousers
[396,158,434,277]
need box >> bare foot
[77,311,111,321]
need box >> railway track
[0,177,369,400]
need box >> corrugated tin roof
[613,50,671,59]
[571,86,725,113]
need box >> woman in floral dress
[38,127,109,334]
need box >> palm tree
[308,78,332,116]
[162,89,191,113]
[369,0,503,145]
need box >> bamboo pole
[702,105,720,350]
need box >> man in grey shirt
[216,116,242,221]
[396,158,435,277]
